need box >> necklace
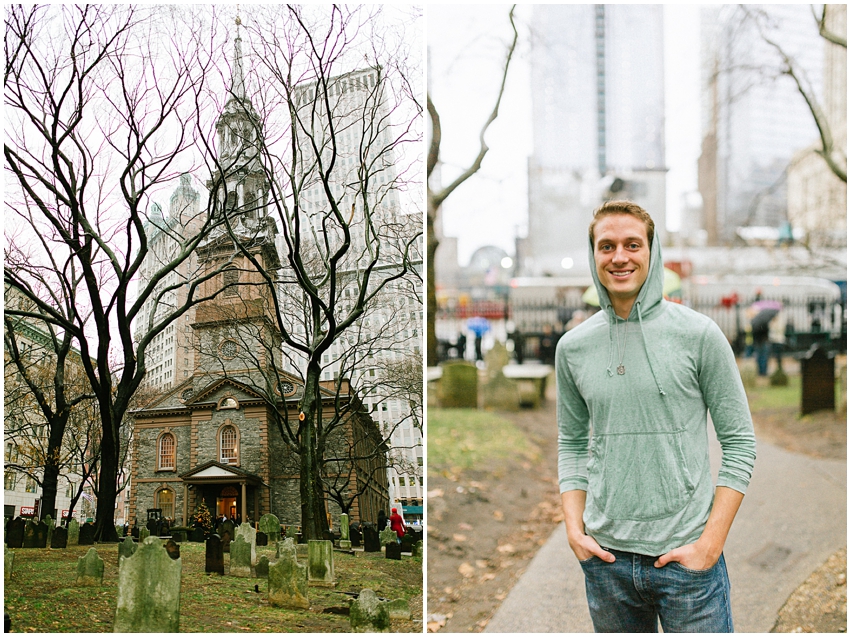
[616,318,627,375]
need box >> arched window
[157,488,175,520]
[220,425,238,465]
[158,432,176,471]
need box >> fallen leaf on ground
[475,560,488,568]
[497,544,515,554]
[468,481,485,489]
[453,534,467,542]
[427,488,444,498]
[458,522,473,531]
[479,573,496,582]
[458,562,475,578]
[493,510,504,520]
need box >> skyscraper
[521,5,666,277]
[698,5,824,245]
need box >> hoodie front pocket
[589,431,695,521]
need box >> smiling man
[556,200,757,632]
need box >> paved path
[485,428,847,633]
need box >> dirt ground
[426,376,847,633]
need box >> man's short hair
[588,200,655,246]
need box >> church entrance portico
[179,461,266,525]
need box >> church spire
[230,14,246,102]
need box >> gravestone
[350,526,362,548]
[255,555,270,578]
[6,518,25,548]
[268,540,309,609]
[307,540,335,587]
[217,519,235,543]
[23,519,48,548]
[379,528,397,547]
[349,589,391,633]
[67,518,80,545]
[339,513,351,550]
[362,526,381,553]
[205,534,224,575]
[413,540,423,558]
[78,522,96,546]
[258,513,281,541]
[51,526,68,549]
[190,527,205,543]
[399,536,413,554]
[113,536,182,633]
[171,530,187,542]
[438,360,478,408]
[118,537,138,561]
[801,344,836,415]
[256,531,268,547]
[5,546,13,580]
[285,525,299,542]
[229,536,253,577]
[43,516,54,548]
[385,598,412,620]
[164,539,180,560]
[138,527,150,542]
[221,530,232,553]
[385,542,402,560]
[131,526,139,539]
[76,547,104,586]
[482,369,521,411]
[235,522,257,565]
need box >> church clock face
[221,339,239,358]
[280,381,294,395]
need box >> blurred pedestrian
[377,509,387,532]
[389,507,406,543]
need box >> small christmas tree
[194,500,214,536]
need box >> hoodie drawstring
[606,315,616,377]
[636,301,666,396]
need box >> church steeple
[230,15,246,104]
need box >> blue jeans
[579,548,733,633]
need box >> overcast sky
[428,4,701,267]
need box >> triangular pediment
[179,460,262,483]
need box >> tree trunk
[427,195,440,366]
[298,363,330,540]
[93,415,120,542]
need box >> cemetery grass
[4,542,422,633]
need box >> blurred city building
[519,5,667,277]
[697,4,830,246]
[786,4,846,249]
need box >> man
[557,200,756,632]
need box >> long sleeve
[698,323,757,494]
[556,339,592,493]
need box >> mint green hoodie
[556,227,756,556]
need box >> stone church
[126,22,389,532]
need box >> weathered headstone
[76,547,104,586]
[221,529,232,553]
[413,540,423,558]
[350,526,362,548]
[349,589,391,633]
[113,536,182,633]
[6,518,25,548]
[385,542,402,560]
[258,513,281,541]
[235,522,257,565]
[190,527,205,543]
[205,534,224,575]
[5,546,13,580]
[275,537,297,559]
[307,539,335,587]
[339,513,351,550]
[67,518,80,545]
[50,526,68,549]
[256,531,268,547]
[285,525,298,540]
[138,526,150,542]
[23,519,48,548]
[385,598,412,620]
[362,526,380,553]
[400,533,414,554]
[78,522,96,546]
[438,360,478,408]
[43,516,54,548]
[268,540,309,609]
[801,344,836,415]
[164,538,181,560]
[379,528,397,547]
[217,519,235,543]
[229,536,253,577]
[255,555,270,578]
[482,369,521,411]
[118,537,138,561]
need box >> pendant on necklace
[617,365,625,375]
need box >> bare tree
[426,5,518,365]
[4,5,239,541]
[742,4,846,183]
